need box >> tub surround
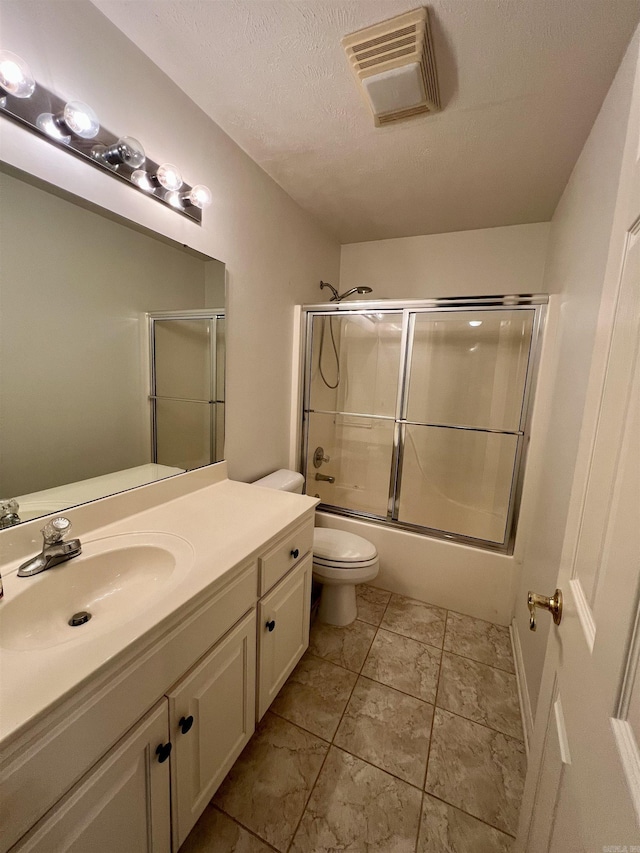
[0,462,318,850]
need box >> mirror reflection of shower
[318,281,373,389]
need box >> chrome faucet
[315,472,335,484]
[17,517,82,578]
[0,499,21,529]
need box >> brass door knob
[528,589,562,631]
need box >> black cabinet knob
[290,548,299,559]
[266,619,276,632]
[156,742,172,763]
[179,715,194,735]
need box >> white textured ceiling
[92,0,640,243]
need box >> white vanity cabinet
[257,517,314,720]
[10,700,172,852]
[11,610,257,853]
[168,610,256,849]
[1,480,318,853]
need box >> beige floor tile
[417,795,513,852]
[270,653,357,740]
[290,746,422,853]
[308,618,376,672]
[381,594,446,647]
[444,612,515,672]
[181,805,276,853]
[356,585,392,626]
[425,709,526,836]
[213,713,328,851]
[334,676,433,786]
[437,652,523,739]
[361,628,441,703]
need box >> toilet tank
[252,469,305,494]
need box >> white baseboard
[510,619,534,755]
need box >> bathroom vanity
[0,463,318,851]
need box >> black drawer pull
[266,619,276,632]
[290,548,299,559]
[156,742,172,763]
[179,715,194,735]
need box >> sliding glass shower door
[305,312,403,516]
[301,297,545,552]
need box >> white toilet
[252,469,379,626]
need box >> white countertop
[0,477,318,746]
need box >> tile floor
[182,586,525,853]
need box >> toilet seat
[313,555,379,570]
[313,528,377,564]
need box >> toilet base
[317,583,358,627]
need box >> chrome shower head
[338,286,373,301]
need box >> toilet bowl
[252,469,379,626]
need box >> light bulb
[36,112,71,143]
[0,51,36,98]
[63,100,100,138]
[468,320,482,327]
[93,136,145,168]
[156,163,182,191]
[187,184,212,209]
[131,169,154,191]
[165,190,183,209]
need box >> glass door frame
[300,294,547,554]
[148,308,225,467]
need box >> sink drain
[69,611,92,627]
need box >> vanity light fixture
[0,51,36,102]
[0,47,209,224]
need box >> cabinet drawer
[259,516,313,595]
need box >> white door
[516,37,640,851]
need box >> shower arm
[320,281,340,301]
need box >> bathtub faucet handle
[313,446,330,468]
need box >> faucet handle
[42,517,72,544]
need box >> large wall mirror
[0,164,226,525]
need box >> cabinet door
[257,554,312,720]
[168,609,256,849]
[11,701,170,853]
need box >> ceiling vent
[342,7,440,127]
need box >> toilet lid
[313,528,377,563]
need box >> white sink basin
[0,532,194,651]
